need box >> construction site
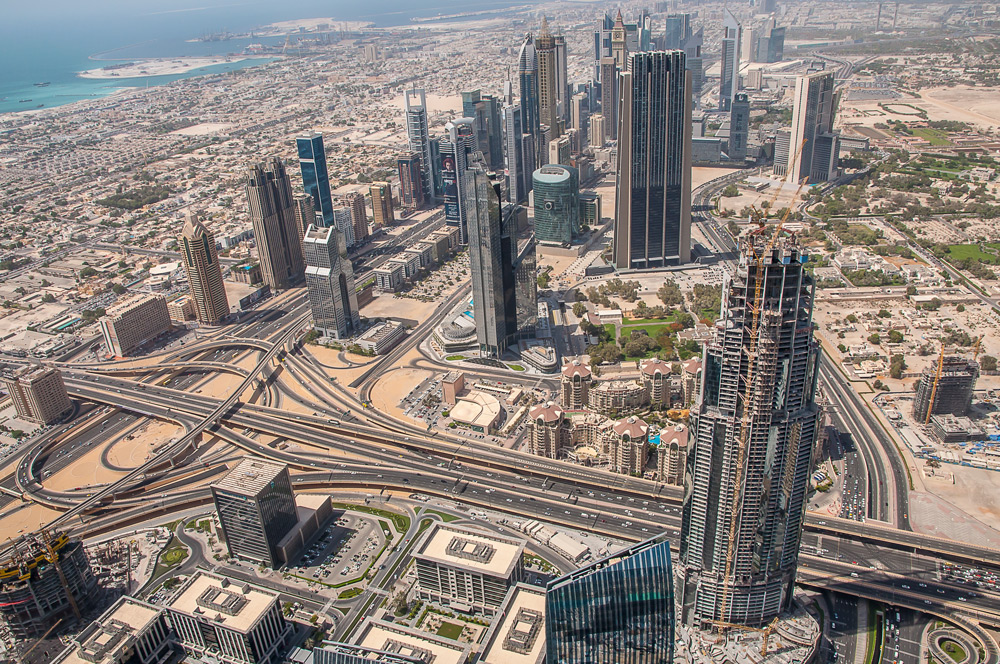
[0,531,99,663]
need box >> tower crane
[712,617,781,657]
[925,342,946,425]
[747,138,809,230]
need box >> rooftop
[166,571,279,634]
[450,391,502,429]
[414,522,525,578]
[478,584,547,664]
[354,620,469,664]
[211,457,288,497]
[56,597,162,664]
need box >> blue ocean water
[0,0,531,115]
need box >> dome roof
[562,359,592,379]
[613,415,649,439]
[529,401,563,423]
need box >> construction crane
[974,335,983,361]
[925,342,946,425]
[716,171,810,628]
[712,617,781,657]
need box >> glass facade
[303,224,361,339]
[212,464,298,568]
[297,133,334,228]
[533,164,579,245]
[546,533,674,664]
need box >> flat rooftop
[414,522,524,578]
[354,620,469,664]
[165,571,278,633]
[478,584,547,664]
[56,597,162,664]
[212,457,287,496]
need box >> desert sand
[80,56,273,80]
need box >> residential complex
[245,157,305,291]
[0,364,72,424]
[99,293,171,357]
[179,211,229,325]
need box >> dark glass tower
[404,88,434,202]
[502,102,529,204]
[679,235,820,627]
[518,34,540,161]
[613,50,692,268]
[244,157,305,290]
[303,224,361,339]
[296,133,334,227]
[546,533,674,664]
[533,164,579,245]
[211,458,299,568]
[441,119,475,244]
[729,93,750,161]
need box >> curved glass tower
[532,164,579,245]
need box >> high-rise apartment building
[554,34,569,122]
[179,211,229,325]
[465,161,518,358]
[518,34,540,159]
[397,152,425,210]
[536,20,561,154]
[462,90,504,173]
[729,92,751,161]
[292,193,315,245]
[599,57,619,141]
[441,119,476,244]
[303,224,361,339]
[589,113,606,147]
[333,205,356,249]
[211,457,299,568]
[296,132,335,227]
[546,534,674,663]
[369,182,395,228]
[613,50,692,268]
[548,135,570,167]
[912,357,979,421]
[344,191,369,243]
[719,9,742,111]
[502,102,530,204]
[0,365,72,424]
[782,70,840,183]
[404,88,434,203]
[99,293,171,357]
[755,19,785,63]
[245,157,304,291]
[570,92,588,144]
[533,165,579,245]
[679,235,820,626]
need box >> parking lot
[284,512,386,586]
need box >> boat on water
[18,99,32,103]
[33,82,51,87]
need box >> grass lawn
[445,355,465,361]
[338,587,363,599]
[620,322,673,339]
[603,323,616,340]
[622,315,672,325]
[436,621,465,640]
[947,244,1000,264]
[941,639,967,663]
[507,364,526,371]
[911,127,951,146]
[421,509,460,522]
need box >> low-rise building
[442,371,465,406]
[99,293,171,357]
[477,583,547,664]
[166,296,196,322]
[450,391,503,433]
[413,522,526,616]
[351,620,469,664]
[54,597,172,664]
[355,321,406,355]
[374,264,405,292]
[588,379,649,416]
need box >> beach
[79,55,277,80]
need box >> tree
[572,302,587,318]
[878,309,892,318]
[657,279,683,307]
[924,298,942,311]
[906,285,917,297]
[888,329,903,344]
[40,293,55,303]
[873,379,883,390]
[957,304,965,312]
[868,332,881,345]
[981,355,997,372]
[675,312,695,329]
[112,283,127,295]
[537,272,550,288]
[722,184,740,197]
[889,353,906,379]
[79,266,98,278]
[846,314,858,324]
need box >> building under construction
[0,531,97,640]
[678,233,821,627]
[912,356,978,423]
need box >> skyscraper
[465,159,518,358]
[554,34,569,123]
[344,191,369,243]
[296,132,334,227]
[303,224,361,339]
[462,90,504,173]
[784,70,840,183]
[665,13,705,108]
[404,88,434,202]
[211,457,299,568]
[502,102,529,204]
[369,182,395,227]
[518,34,540,160]
[729,93,751,161]
[912,357,979,421]
[333,205,356,248]
[0,365,72,425]
[533,164,579,245]
[546,534,674,663]
[245,157,305,290]
[613,51,692,268]
[292,193,315,244]
[536,20,560,148]
[441,119,476,243]
[719,9,742,111]
[611,11,628,70]
[679,235,820,626]
[179,211,229,325]
[755,19,785,63]
[599,57,619,141]
[397,152,425,210]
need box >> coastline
[78,55,278,80]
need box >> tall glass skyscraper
[404,88,434,202]
[518,34,540,161]
[244,157,305,290]
[441,119,475,244]
[679,235,820,627]
[303,224,361,339]
[719,9,742,111]
[613,51,692,268]
[296,133,334,228]
[546,533,674,664]
[533,164,579,245]
[502,102,529,204]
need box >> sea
[0,0,533,115]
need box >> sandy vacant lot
[0,503,61,538]
[105,420,181,469]
[920,86,1000,130]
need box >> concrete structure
[303,224,361,339]
[442,371,465,406]
[588,379,649,416]
[930,414,985,444]
[451,391,503,433]
[344,191,369,244]
[413,522,526,616]
[782,71,840,183]
[912,357,979,422]
[179,211,229,325]
[528,401,570,458]
[165,571,292,664]
[355,321,405,355]
[729,93,751,161]
[313,642,424,664]
[332,205,355,249]
[719,9,742,111]
[167,296,195,322]
[211,458,299,569]
[293,193,315,244]
[245,157,305,290]
[589,113,605,148]
[560,359,592,409]
[658,422,688,486]
[351,620,469,664]
[547,135,570,167]
[478,583,547,664]
[231,263,262,285]
[99,293,171,357]
[369,182,395,228]
[297,133,335,228]
[533,165,579,246]
[397,152,425,211]
[404,89,434,202]
[613,51,692,268]
[54,597,172,664]
[680,236,820,626]
[0,364,72,424]
[275,494,335,565]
